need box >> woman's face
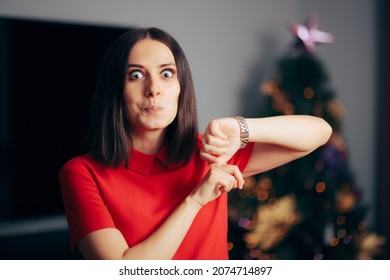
[124,38,180,135]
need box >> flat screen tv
[0,18,129,220]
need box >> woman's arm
[78,196,200,260]
[77,164,244,260]
[243,115,332,176]
[201,115,332,177]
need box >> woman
[59,27,332,260]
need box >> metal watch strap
[234,116,249,149]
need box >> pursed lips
[143,105,163,115]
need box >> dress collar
[127,145,172,175]
[125,135,202,175]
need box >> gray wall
[0,0,377,224]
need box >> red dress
[59,135,253,259]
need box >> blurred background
[0,0,388,259]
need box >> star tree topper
[289,13,334,53]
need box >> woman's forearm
[246,115,332,152]
[121,196,201,259]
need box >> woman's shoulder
[59,154,102,175]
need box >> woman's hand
[189,164,244,208]
[200,118,241,165]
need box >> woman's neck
[130,129,166,155]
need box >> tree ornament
[244,194,302,251]
[289,13,334,53]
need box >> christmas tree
[228,14,385,260]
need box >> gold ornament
[244,194,302,251]
[355,231,386,260]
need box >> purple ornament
[289,13,334,53]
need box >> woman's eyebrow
[127,63,177,68]
[160,63,177,68]
[127,64,144,69]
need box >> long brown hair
[87,27,198,167]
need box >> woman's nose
[145,77,160,97]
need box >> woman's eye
[129,70,144,80]
[161,69,174,78]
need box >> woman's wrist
[234,116,249,149]
[185,194,203,212]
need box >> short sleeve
[58,157,116,251]
[227,142,254,172]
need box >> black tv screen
[0,18,129,220]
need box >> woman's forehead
[128,38,175,65]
